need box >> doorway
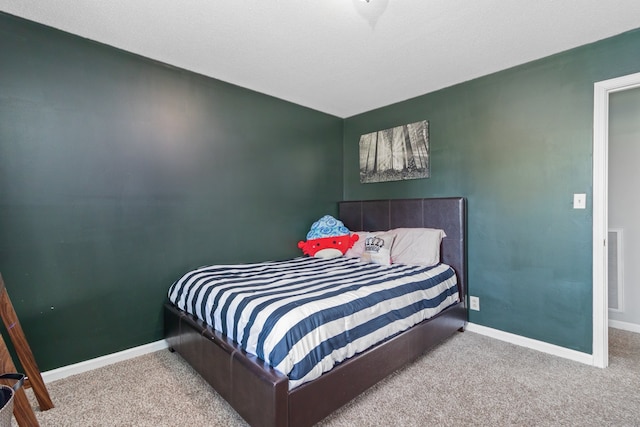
[608,87,640,331]
[593,71,640,368]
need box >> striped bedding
[168,256,459,389]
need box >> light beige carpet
[20,328,640,426]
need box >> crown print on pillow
[364,236,385,253]
[360,233,394,265]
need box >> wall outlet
[573,193,586,209]
[469,296,480,311]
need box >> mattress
[168,256,459,389]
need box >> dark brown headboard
[338,198,467,299]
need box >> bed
[164,197,467,427]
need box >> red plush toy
[298,215,359,259]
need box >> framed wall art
[359,120,430,183]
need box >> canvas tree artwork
[359,120,430,183]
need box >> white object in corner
[41,340,169,384]
[465,323,593,366]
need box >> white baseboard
[41,339,169,384]
[42,322,619,384]
[465,323,595,366]
[609,319,640,333]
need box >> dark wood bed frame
[164,197,467,427]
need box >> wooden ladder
[0,273,54,427]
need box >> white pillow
[344,231,368,258]
[360,232,395,266]
[389,228,446,267]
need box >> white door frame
[593,71,640,368]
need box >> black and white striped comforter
[168,256,459,389]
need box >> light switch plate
[573,193,586,209]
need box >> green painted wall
[0,13,343,370]
[343,29,640,353]
[2,10,639,370]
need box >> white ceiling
[1,0,640,118]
